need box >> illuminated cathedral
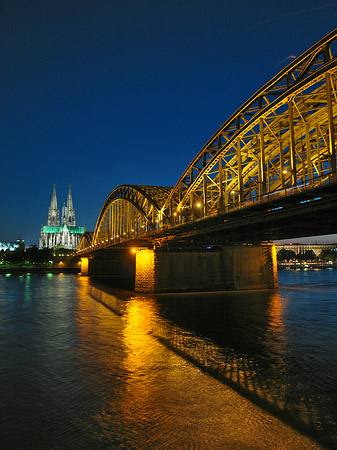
[39,185,85,250]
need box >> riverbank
[278,262,337,270]
[0,266,80,274]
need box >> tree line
[0,245,73,266]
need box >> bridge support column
[80,257,89,276]
[80,250,136,288]
[135,244,278,293]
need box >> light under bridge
[77,29,337,293]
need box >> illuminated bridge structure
[78,30,337,293]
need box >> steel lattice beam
[80,29,337,253]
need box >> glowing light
[173,212,177,216]
[81,257,89,275]
[196,203,201,207]
[131,248,136,253]
[135,250,155,292]
[283,170,288,174]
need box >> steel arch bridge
[79,29,337,253]
[78,185,172,251]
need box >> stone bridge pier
[81,244,278,293]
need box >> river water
[0,270,336,450]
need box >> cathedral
[39,185,85,250]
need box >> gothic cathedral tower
[39,185,85,249]
[47,184,60,226]
[61,185,76,226]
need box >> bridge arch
[160,28,337,224]
[78,232,93,253]
[92,185,172,247]
[79,29,337,253]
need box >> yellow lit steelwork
[92,185,171,247]
[160,29,337,223]
[79,30,337,253]
[78,232,94,253]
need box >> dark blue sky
[1,0,337,244]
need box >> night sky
[1,0,337,244]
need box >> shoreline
[0,267,80,274]
[278,262,337,270]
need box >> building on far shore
[0,240,24,252]
[275,243,336,257]
[39,185,85,250]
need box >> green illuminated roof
[42,225,85,234]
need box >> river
[0,270,336,449]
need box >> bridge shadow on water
[87,278,336,450]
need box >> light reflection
[73,281,321,449]
[267,291,287,330]
[121,296,161,375]
[75,280,164,441]
[119,298,165,430]
[24,273,32,303]
[264,291,288,408]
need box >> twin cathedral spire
[47,184,76,227]
[40,185,84,250]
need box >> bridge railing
[77,170,337,254]
[173,170,337,225]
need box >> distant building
[39,185,85,250]
[0,240,24,252]
[275,243,336,257]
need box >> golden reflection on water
[267,291,287,329]
[122,297,158,367]
[73,278,323,450]
[265,291,288,363]
[75,277,126,357]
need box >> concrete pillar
[135,244,278,293]
[80,257,89,276]
[80,250,136,288]
[135,249,155,293]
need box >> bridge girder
[78,232,93,252]
[91,185,172,249]
[80,29,337,253]
[159,29,337,225]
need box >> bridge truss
[78,232,93,252]
[88,185,171,249]
[80,29,337,253]
[160,29,337,224]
